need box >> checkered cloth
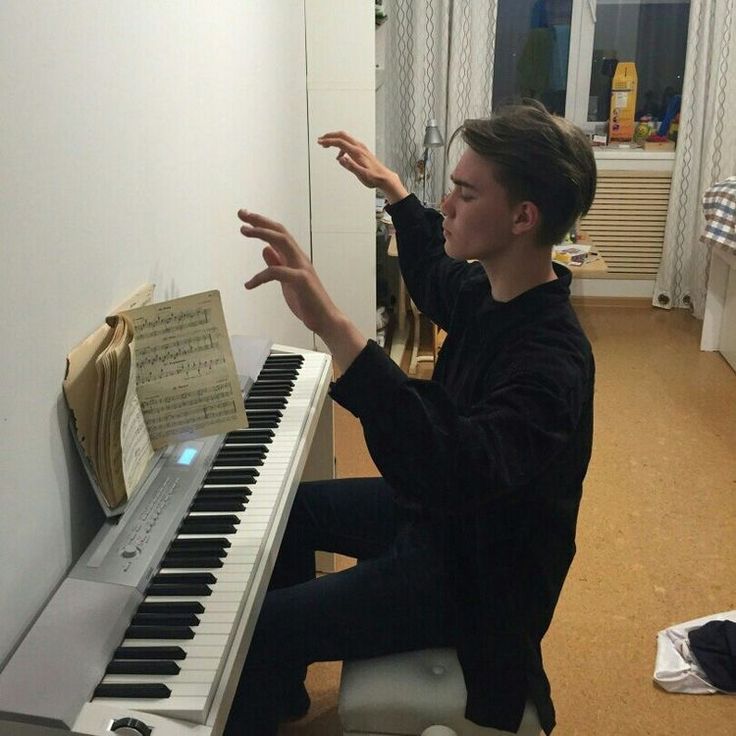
[701,176,736,250]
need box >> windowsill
[593,146,676,161]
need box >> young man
[225,102,596,736]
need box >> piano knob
[120,545,139,559]
[110,717,153,736]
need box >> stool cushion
[339,648,541,736]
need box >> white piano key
[91,696,210,722]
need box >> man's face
[440,149,517,263]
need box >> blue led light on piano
[177,447,198,466]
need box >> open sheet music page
[121,290,247,448]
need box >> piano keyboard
[0,344,333,736]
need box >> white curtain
[653,0,736,317]
[384,0,498,207]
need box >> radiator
[579,170,673,277]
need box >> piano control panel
[75,435,225,590]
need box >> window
[492,0,691,132]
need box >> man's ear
[511,201,540,236]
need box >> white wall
[306,0,376,351]
[0,1,375,668]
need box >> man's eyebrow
[449,175,478,191]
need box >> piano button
[94,683,171,699]
[106,660,181,675]
[146,584,212,596]
[161,555,226,568]
[125,625,195,640]
[115,646,187,660]
[132,613,200,627]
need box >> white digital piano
[0,340,334,736]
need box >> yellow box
[609,62,638,142]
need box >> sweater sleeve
[386,194,481,332]
[330,339,589,514]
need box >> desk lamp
[409,119,445,374]
[422,118,444,205]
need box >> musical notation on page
[123,290,248,447]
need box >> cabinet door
[719,264,736,373]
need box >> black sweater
[330,195,594,734]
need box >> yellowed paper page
[122,290,247,448]
[63,323,113,471]
[120,337,156,500]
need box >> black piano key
[258,366,298,375]
[94,683,171,699]
[125,625,195,640]
[177,522,236,535]
[106,660,181,675]
[161,555,223,570]
[152,572,217,585]
[245,397,287,408]
[190,499,246,513]
[183,514,241,526]
[114,645,187,660]
[218,444,268,455]
[202,475,256,487]
[161,554,226,568]
[164,545,228,558]
[205,469,258,481]
[212,457,264,467]
[169,539,230,551]
[245,409,283,419]
[248,385,293,395]
[226,429,274,441]
[194,488,251,499]
[146,583,213,596]
[132,613,200,627]
[245,420,279,429]
[264,353,303,363]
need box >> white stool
[339,648,542,736]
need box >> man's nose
[440,192,452,217]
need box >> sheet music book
[63,286,247,511]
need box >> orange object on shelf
[609,62,638,141]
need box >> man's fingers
[261,245,283,268]
[239,221,306,264]
[318,130,363,148]
[244,264,297,290]
[237,209,287,234]
[318,135,369,159]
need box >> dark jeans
[223,477,457,736]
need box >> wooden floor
[281,304,736,736]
